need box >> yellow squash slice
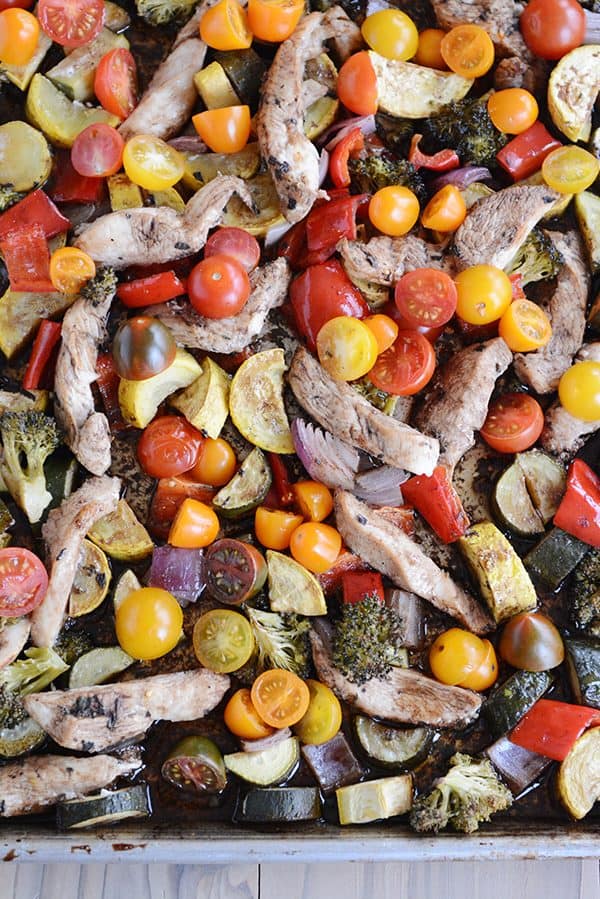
[368,52,473,118]
[548,45,600,143]
[229,349,293,453]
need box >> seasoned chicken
[0,754,140,817]
[24,669,231,752]
[541,343,600,458]
[338,235,452,287]
[0,618,31,670]
[54,269,117,476]
[30,476,121,649]
[334,491,493,634]
[414,338,513,471]
[514,230,590,394]
[150,258,291,351]
[74,176,253,269]
[311,628,482,728]
[288,347,439,476]
[452,185,561,272]
[257,7,360,223]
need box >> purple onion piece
[318,147,330,187]
[291,418,359,490]
[147,545,205,606]
[430,166,492,192]
[264,220,294,248]
[321,114,377,150]
[485,736,553,796]
[385,589,425,650]
[239,727,292,753]
[353,465,408,507]
[301,732,364,794]
[168,136,208,153]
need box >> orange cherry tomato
[458,639,498,691]
[429,627,487,686]
[192,105,251,154]
[289,522,342,574]
[487,89,539,135]
[199,0,252,50]
[49,247,96,295]
[251,669,310,728]
[421,184,467,232]
[440,24,495,78]
[336,51,378,116]
[191,437,237,487]
[168,497,220,548]
[254,506,303,550]
[247,0,303,42]
[364,313,399,354]
[0,7,38,64]
[369,185,420,237]
[414,27,447,68]
[293,481,334,522]
[498,298,552,352]
[224,688,275,739]
[480,393,544,453]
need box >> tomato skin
[169,498,220,548]
[116,587,183,661]
[455,264,513,325]
[520,0,585,60]
[137,415,204,478]
[94,48,137,119]
[254,506,303,550]
[337,51,378,116]
[293,481,334,522]
[429,628,487,686]
[0,8,38,64]
[188,254,250,319]
[558,360,600,422]
[383,301,444,342]
[251,669,311,728]
[316,315,379,382]
[123,135,185,191]
[0,548,48,617]
[487,89,539,135]
[440,24,495,78]
[204,227,260,273]
[71,123,124,178]
[369,185,420,237]
[38,0,104,48]
[199,0,252,50]
[361,9,419,61]
[289,522,342,574]
[498,298,552,352]
[499,612,564,671]
[414,28,447,68]
[0,0,34,10]
[192,105,251,155]
[112,316,177,381]
[394,268,457,328]
[364,313,398,354]
[190,437,237,487]
[422,184,466,232]
[542,145,600,194]
[247,0,303,42]
[293,679,342,745]
[224,688,275,740]
[49,246,96,295]
[480,393,544,453]
[369,329,436,396]
[193,608,254,674]
[458,640,498,691]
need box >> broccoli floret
[506,227,564,286]
[134,0,198,24]
[375,114,416,156]
[331,594,404,685]
[572,550,600,638]
[81,266,117,306]
[54,628,94,667]
[0,411,61,523]
[0,647,69,729]
[246,607,311,677]
[422,96,508,168]
[410,753,513,834]
[348,154,427,203]
[0,186,25,213]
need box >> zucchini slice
[0,496,13,548]
[557,726,600,819]
[108,173,144,211]
[113,569,142,611]
[146,186,185,212]
[0,121,52,193]
[180,144,260,191]
[26,74,120,148]
[493,463,543,537]
[68,539,111,617]
[564,636,600,709]
[0,30,52,91]
[354,716,432,769]
[212,447,271,518]
[118,348,202,429]
[229,349,294,454]
[44,453,78,513]
[267,550,327,616]
[213,49,266,110]
[304,96,339,141]
[336,775,412,825]
[104,1,131,32]
[0,715,46,759]
[575,190,600,274]
[56,785,151,829]
[170,356,230,439]
[69,646,133,689]
[525,527,590,590]
[235,786,321,823]
[224,736,299,786]
[222,171,286,237]
[87,499,154,563]
[0,287,74,361]
[369,52,472,118]
[483,669,553,739]
[493,452,566,536]
[46,28,129,101]
[194,61,241,109]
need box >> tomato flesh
[204,538,268,605]
[38,0,104,48]
[137,415,204,478]
[394,268,457,328]
[193,608,255,673]
[94,48,138,119]
[251,668,310,728]
[0,548,48,617]
[480,393,544,453]
[369,329,436,396]
[112,316,176,381]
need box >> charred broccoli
[0,647,69,729]
[506,227,564,286]
[81,266,117,305]
[572,550,600,638]
[134,0,198,24]
[410,753,513,834]
[0,186,25,213]
[422,96,508,168]
[54,628,94,667]
[246,607,311,677]
[0,411,61,523]
[331,594,404,685]
[348,154,427,203]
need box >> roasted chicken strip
[74,176,253,269]
[541,343,600,458]
[24,669,231,752]
[338,235,451,287]
[0,618,31,670]
[30,476,121,649]
[0,754,140,817]
[334,491,493,634]
[288,347,439,476]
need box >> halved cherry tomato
[112,316,176,380]
[316,315,379,381]
[487,89,538,135]
[192,105,251,154]
[394,268,457,329]
[117,271,186,307]
[520,0,585,60]
[293,679,342,745]
[169,497,220,548]
[498,298,552,352]
[205,539,267,605]
[0,6,38,63]
[383,301,444,343]
[199,0,252,50]
[254,506,303,550]
[361,9,418,61]
[289,522,342,574]
[455,264,513,325]
[558,360,600,422]
[369,329,436,396]
[204,227,260,273]
[224,688,275,740]
[369,185,420,237]
[336,51,378,116]
[116,586,183,660]
[499,612,564,671]
[293,481,333,522]
[38,0,104,47]
[421,184,466,232]
[247,0,303,42]
[123,135,185,191]
[364,313,398,354]
[190,437,237,487]
[137,415,204,478]
[49,246,96,295]
[94,48,137,119]
[251,669,310,728]
[71,123,124,178]
[193,608,254,673]
[458,639,498,691]
[480,393,544,453]
[429,627,487,686]
[414,27,447,68]
[542,145,600,194]
[0,547,48,617]
[0,0,34,9]
[188,254,250,319]
[440,24,495,78]
[149,476,216,541]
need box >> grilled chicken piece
[338,235,451,287]
[414,337,513,471]
[311,628,482,728]
[257,7,360,223]
[74,176,253,269]
[0,754,140,817]
[541,343,600,457]
[150,258,291,351]
[514,230,590,394]
[289,347,439,476]
[30,476,121,649]
[0,618,31,670]
[54,269,116,475]
[334,491,493,634]
[452,185,561,272]
[24,669,231,752]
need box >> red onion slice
[318,147,330,187]
[324,116,377,152]
[264,220,294,248]
[239,727,292,753]
[292,419,360,490]
[147,545,205,606]
[430,166,492,192]
[168,136,208,153]
[353,465,408,506]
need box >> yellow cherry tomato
[369,185,420,237]
[558,360,600,421]
[289,522,342,574]
[247,0,304,42]
[458,639,498,691]
[199,0,252,50]
[429,627,487,686]
[421,184,467,232]
[168,497,220,548]
[193,608,254,673]
[498,298,552,352]
[414,27,447,68]
[224,688,275,739]
[115,587,183,660]
[361,9,418,60]
[293,480,334,522]
[542,145,600,194]
[455,264,513,325]
[440,23,495,78]
[49,247,96,295]
[364,313,399,354]
[293,679,342,745]
[192,105,251,154]
[0,8,39,66]
[254,506,303,550]
[123,134,185,190]
[316,315,379,382]
[191,437,237,487]
[487,89,539,135]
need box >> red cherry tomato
[71,123,124,178]
[382,301,444,342]
[368,329,436,396]
[204,227,260,273]
[94,48,138,119]
[137,415,204,478]
[0,547,48,617]
[480,393,544,453]
[520,0,585,59]
[394,268,458,328]
[38,0,104,48]
[0,0,33,10]
[336,51,378,115]
[188,254,251,319]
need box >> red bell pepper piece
[496,122,562,181]
[342,570,385,604]
[408,134,460,172]
[0,226,54,293]
[49,152,105,204]
[149,476,217,540]
[509,698,600,762]
[0,190,70,241]
[267,452,295,508]
[317,550,369,593]
[305,193,367,256]
[554,459,600,548]
[117,271,187,307]
[329,127,365,188]
[289,259,370,350]
[277,220,308,270]
[401,466,470,543]
[22,321,62,391]
[95,353,127,432]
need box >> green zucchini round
[235,786,321,823]
[56,785,150,829]
[354,716,432,768]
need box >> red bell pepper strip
[554,459,600,548]
[95,353,127,432]
[0,190,70,241]
[149,476,217,540]
[117,271,187,307]
[509,699,600,762]
[267,452,295,508]
[49,152,105,204]
[401,466,470,543]
[342,570,385,604]
[317,550,369,593]
[496,122,562,181]
[289,259,370,350]
[22,321,62,391]
[329,127,365,188]
[305,193,367,254]
[0,226,54,293]
[408,134,460,172]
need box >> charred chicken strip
[338,235,451,287]
[541,343,600,457]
